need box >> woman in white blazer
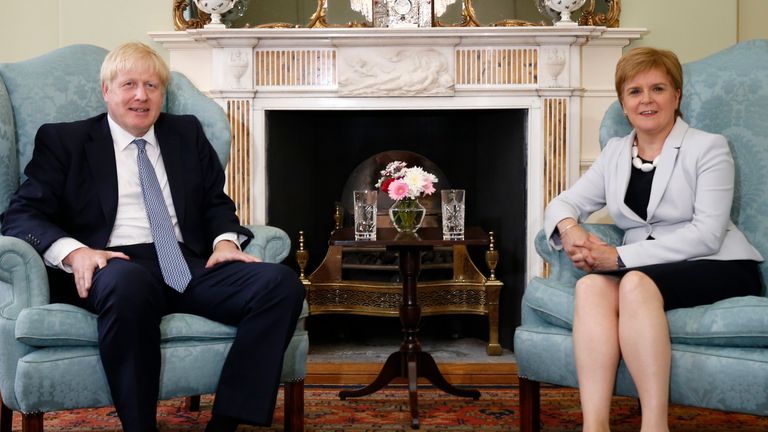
[544,47,763,432]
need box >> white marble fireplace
[150,26,643,281]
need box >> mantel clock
[376,0,433,28]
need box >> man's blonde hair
[100,42,170,89]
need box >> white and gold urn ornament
[194,0,237,28]
[544,0,587,26]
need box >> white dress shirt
[44,115,238,271]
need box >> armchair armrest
[0,235,50,410]
[242,225,291,264]
[534,223,624,285]
[0,236,50,316]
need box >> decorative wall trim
[540,95,570,278]
[543,97,568,208]
[254,48,337,88]
[455,47,537,87]
[225,99,252,224]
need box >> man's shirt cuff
[213,232,246,251]
[43,237,87,273]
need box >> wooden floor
[306,361,519,386]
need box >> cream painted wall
[738,0,768,42]
[623,0,738,63]
[2,1,767,63]
[0,0,170,63]
[0,1,61,62]
[59,0,169,54]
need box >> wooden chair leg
[184,395,201,412]
[0,393,12,432]
[21,412,43,432]
[519,376,541,432]
[283,380,305,432]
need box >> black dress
[612,160,762,311]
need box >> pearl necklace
[631,143,660,172]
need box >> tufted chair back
[599,39,768,291]
[0,44,231,218]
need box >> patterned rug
[9,385,768,431]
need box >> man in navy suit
[0,42,304,432]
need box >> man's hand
[206,240,262,269]
[63,247,130,299]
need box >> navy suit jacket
[0,113,252,261]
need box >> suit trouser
[59,243,305,432]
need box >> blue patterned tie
[133,139,192,292]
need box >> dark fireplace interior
[266,109,527,351]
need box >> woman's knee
[618,271,663,305]
[574,274,619,310]
[575,274,617,297]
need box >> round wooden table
[331,227,488,429]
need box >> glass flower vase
[389,198,426,234]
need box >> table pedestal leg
[338,349,480,428]
[338,245,480,429]
[339,352,403,400]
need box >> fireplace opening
[266,109,527,350]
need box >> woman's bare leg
[573,274,621,432]
[617,271,670,432]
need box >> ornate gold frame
[173,0,621,31]
[173,0,209,30]
[434,0,480,27]
[488,0,543,27]
[578,0,621,28]
[307,1,330,28]
[490,19,543,27]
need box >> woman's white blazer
[544,118,763,268]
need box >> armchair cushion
[17,301,309,348]
[522,277,574,329]
[16,304,235,347]
[527,269,768,348]
[666,296,768,347]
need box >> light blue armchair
[0,45,308,431]
[515,40,768,431]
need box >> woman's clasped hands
[557,219,619,273]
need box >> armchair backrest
[0,44,231,218]
[599,40,768,292]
